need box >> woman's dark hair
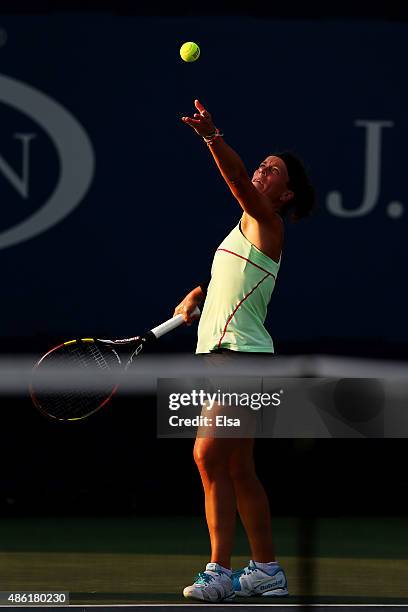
[275,151,316,222]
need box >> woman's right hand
[173,286,204,325]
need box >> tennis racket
[30,307,200,422]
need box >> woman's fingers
[182,116,202,126]
[174,305,193,325]
[185,113,207,122]
[195,99,211,118]
[195,99,205,112]
[181,104,214,136]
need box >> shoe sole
[261,588,289,597]
[184,592,236,603]
[235,588,289,598]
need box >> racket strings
[31,341,120,420]
[87,344,113,370]
[38,389,112,420]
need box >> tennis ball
[180,41,200,62]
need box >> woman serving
[174,99,315,602]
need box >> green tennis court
[0,516,407,604]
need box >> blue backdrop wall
[0,15,406,354]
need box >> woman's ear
[280,190,294,203]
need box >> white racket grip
[151,306,201,339]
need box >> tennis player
[174,99,315,602]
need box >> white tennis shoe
[232,559,289,597]
[183,562,235,602]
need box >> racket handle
[151,306,201,339]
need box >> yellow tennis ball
[180,41,200,63]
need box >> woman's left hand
[181,99,216,137]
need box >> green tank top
[196,219,281,354]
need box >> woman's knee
[193,439,231,475]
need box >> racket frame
[30,308,200,421]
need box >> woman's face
[251,155,291,202]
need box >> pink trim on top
[215,247,277,349]
[216,248,276,278]
[217,272,272,349]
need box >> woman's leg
[193,436,241,569]
[229,439,275,562]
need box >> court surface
[0,516,407,606]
